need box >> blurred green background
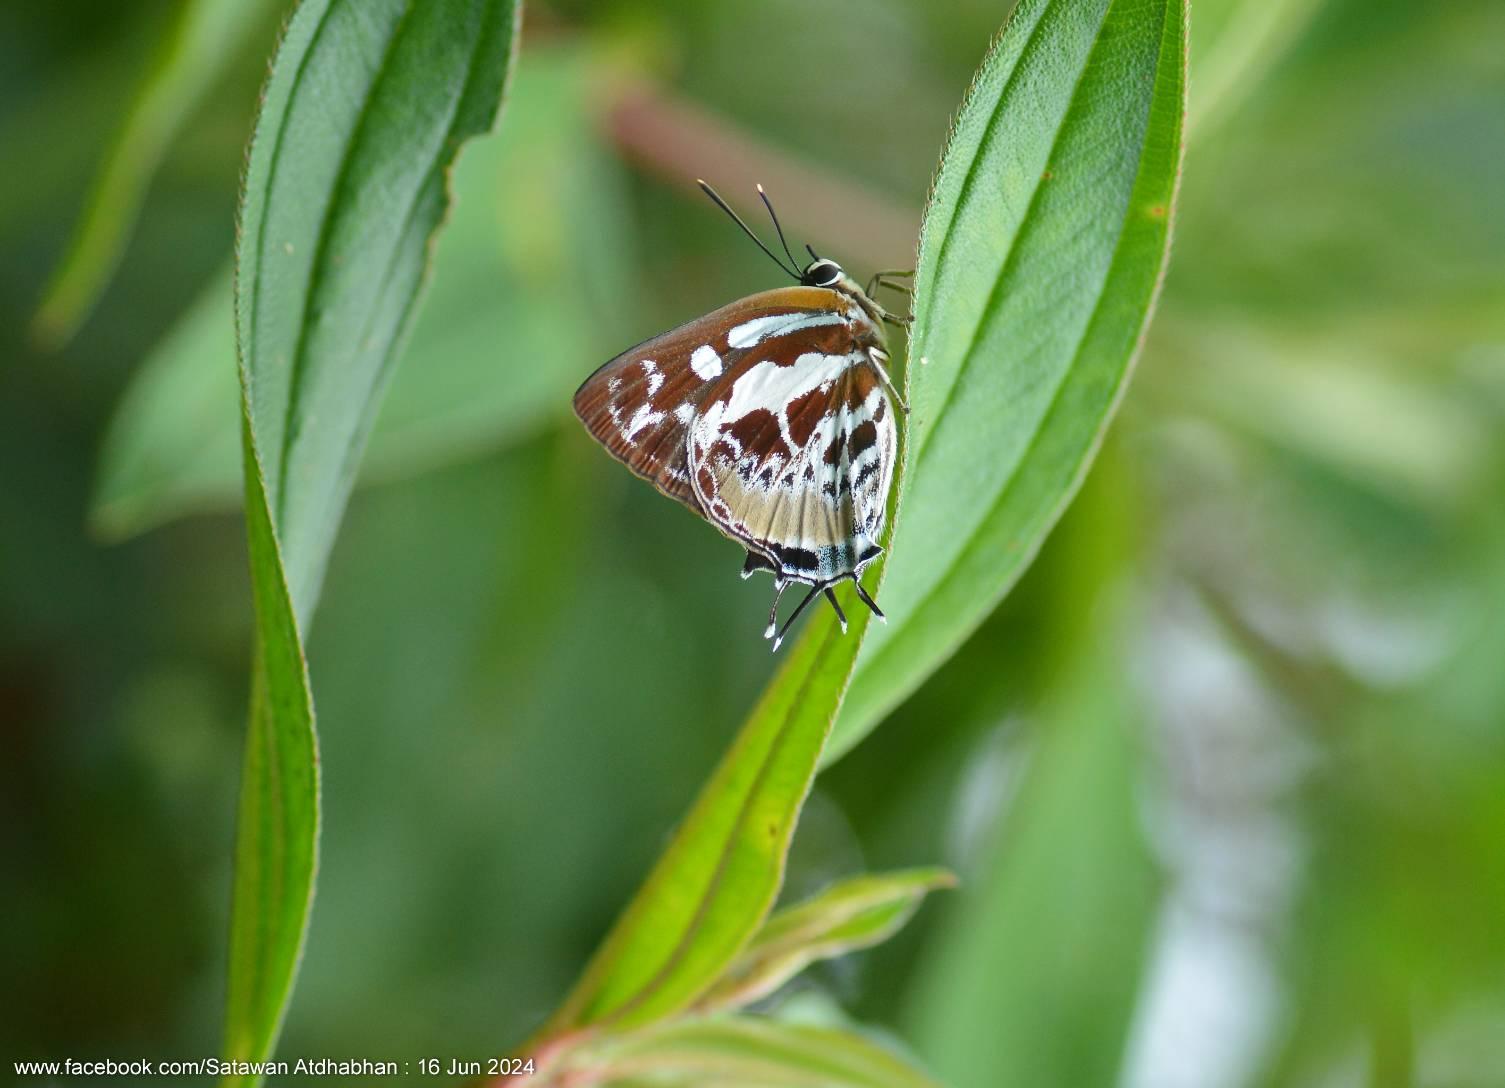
[3,1,1504,1085]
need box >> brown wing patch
[688,351,897,582]
[572,287,850,511]
[574,354,702,507]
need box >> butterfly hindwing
[688,340,897,584]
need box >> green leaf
[822,0,1188,764]
[94,263,242,537]
[1167,2,1505,317]
[31,0,280,347]
[92,47,626,541]
[535,621,866,1036]
[237,0,522,624]
[1147,314,1495,514]
[695,868,956,1015]
[223,432,319,1080]
[1187,0,1324,138]
[537,0,1185,1045]
[224,0,520,1080]
[905,623,1162,1088]
[541,1016,940,1088]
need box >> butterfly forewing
[572,323,718,509]
[572,286,867,512]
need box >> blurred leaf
[696,868,956,1015]
[1197,540,1505,1086]
[1149,315,1495,513]
[224,0,519,1081]
[94,263,241,537]
[94,45,621,541]
[30,0,279,347]
[822,0,1188,764]
[541,1015,940,1088]
[1187,0,1324,137]
[905,624,1162,1088]
[1167,0,1505,318]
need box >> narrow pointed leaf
[543,1016,940,1088]
[535,620,864,1035]
[92,48,628,540]
[237,0,522,625]
[224,0,520,1082]
[31,0,279,347]
[825,0,1187,761]
[905,630,1162,1088]
[791,0,1183,769]
[223,437,319,1081]
[696,868,956,1015]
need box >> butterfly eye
[804,260,842,287]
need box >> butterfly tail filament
[822,587,848,633]
[764,578,790,639]
[771,583,825,653]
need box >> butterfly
[573,181,911,650]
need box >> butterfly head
[801,257,845,289]
[802,253,888,329]
[801,255,877,313]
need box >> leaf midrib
[273,1,420,523]
[911,0,1111,475]
[915,0,1058,356]
[325,17,498,524]
[241,0,338,485]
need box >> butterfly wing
[688,339,897,585]
[572,287,853,511]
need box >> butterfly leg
[853,581,886,624]
[764,578,790,639]
[771,583,823,652]
[867,346,910,415]
[866,268,915,296]
[869,270,916,330]
[822,587,848,633]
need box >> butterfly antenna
[697,179,800,280]
[806,243,822,263]
[756,184,801,274]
